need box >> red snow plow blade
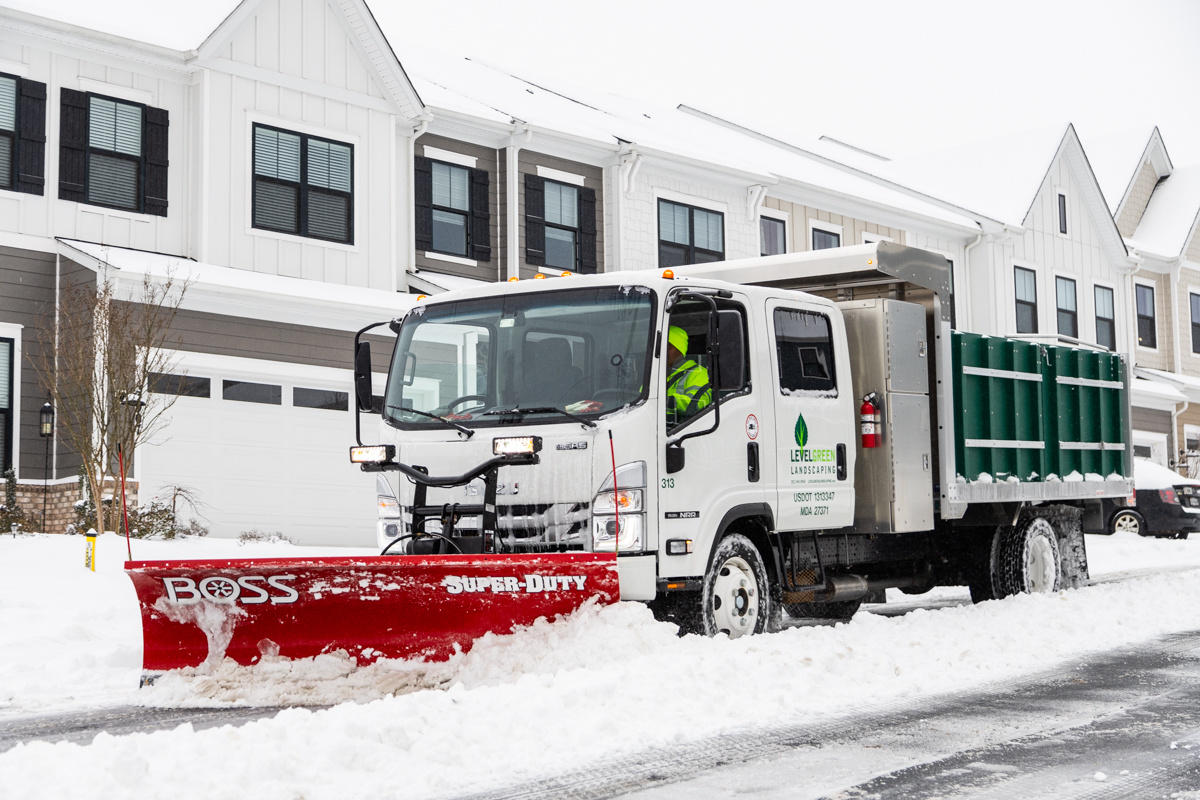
[126,553,619,676]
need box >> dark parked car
[1100,459,1200,540]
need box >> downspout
[1170,256,1185,469]
[506,127,532,281]
[961,231,984,330]
[406,115,432,290]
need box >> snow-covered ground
[2,530,1200,799]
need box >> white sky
[379,0,1200,167]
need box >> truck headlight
[592,488,644,514]
[592,513,644,551]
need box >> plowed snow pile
[1,531,1200,799]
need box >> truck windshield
[384,285,656,429]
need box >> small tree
[0,467,26,531]
[33,268,190,536]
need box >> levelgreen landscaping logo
[794,413,808,448]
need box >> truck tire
[1110,509,1143,536]
[701,534,773,638]
[995,517,1061,598]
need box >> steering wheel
[445,394,488,414]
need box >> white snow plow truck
[127,243,1132,677]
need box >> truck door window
[774,308,837,394]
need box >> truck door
[767,300,855,531]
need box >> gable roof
[1127,164,1200,260]
[1083,126,1172,218]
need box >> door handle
[836,443,847,481]
[747,442,759,482]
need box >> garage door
[136,352,381,546]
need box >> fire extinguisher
[860,392,880,449]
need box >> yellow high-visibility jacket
[666,358,712,420]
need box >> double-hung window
[0,337,11,472]
[1136,284,1157,348]
[0,76,16,191]
[658,199,724,267]
[761,216,786,256]
[1095,286,1116,351]
[431,161,470,256]
[252,124,353,244]
[59,89,167,215]
[1014,266,1038,334]
[811,226,841,251]
[524,173,597,273]
[1056,276,1077,338]
[1192,293,1200,355]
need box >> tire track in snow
[453,630,1200,800]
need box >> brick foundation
[9,479,139,535]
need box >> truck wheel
[1110,509,1143,536]
[995,517,1061,598]
[701,534,772,638]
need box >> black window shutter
[524,173,545,266]
[469,166,491,263]
[16,79,46,196]
[413,156,433,252]
[579,186,597,273]
[58,88,88,203]
[143,106,169,217]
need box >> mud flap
[126,553,619,677]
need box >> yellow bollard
[84,528,97,572]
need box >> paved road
[456,631,1200,800]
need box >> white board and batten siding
[198,0,408,291]
[0,38,190,254]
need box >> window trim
[860,231,895,244]
[1134,280,1158,351]
[83,91,147,214]
[759,211,788,257]
[0,322,23,477]
[1190,289,1200,357]
[250,122,355,246]
[0,72,18,193]
[657,197,726,266]
[542,178,583,271]
[808,219,843,251]
[1054,274,1078,339]
[1014,265,1039,334]
[1093,282,1117,352]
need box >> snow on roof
[394,39,977,231]
[1127,164,1200,258]
[1079,125,1160,214]
[1134,458,1200,490]
[407,269,491,295]
[3,0,239,52]
[1131,375,1188,405]
[57,239,414,332]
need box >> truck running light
[493,436,542,455]
[593,489,644,514]
[1160,488,1179,505]
[350,445,395,464]
[666,538,692,556]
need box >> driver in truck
[665,325,712,423]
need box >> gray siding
[416,135,499,283]
[516,150,605,278]
[0,247,90,480]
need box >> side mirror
[354,341,373,412]
[666,444,686,474]
[716,310,745,392]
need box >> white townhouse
[1090,128,1200,471]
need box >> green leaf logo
[794,413,808,448]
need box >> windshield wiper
[483,406,598,429]
[388,405,475,438]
